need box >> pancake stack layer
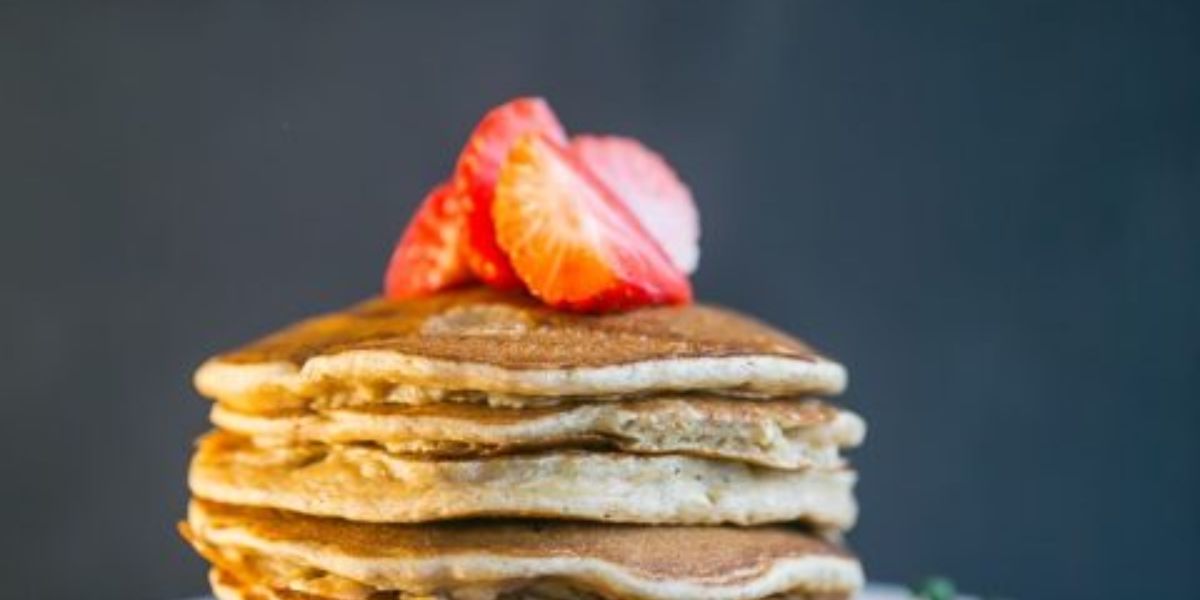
[183,288,867,600]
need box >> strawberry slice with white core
[383,182,472,299]
[570,135,700,274]
[455,97,568,288]
[493,133,692,311]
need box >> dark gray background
[2,1,1197,598]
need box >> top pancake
[195,287,847,409]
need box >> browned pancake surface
[191,500,852,585]
[215,287,824,370]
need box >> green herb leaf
[909,576,957,600]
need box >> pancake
[194,288,847,412]
[185,500,864,600]
[189,431,857,527]
[207,568,854,600]
[208,568,344,600]
[210,398,865,470]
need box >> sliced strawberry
[383,182,473,299]
[493,134,692,311]
[571,135,700,274]
[455,97,568,288]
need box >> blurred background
[2,1,1197,598]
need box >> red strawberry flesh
[383,182,472,299]
[493,133,691,311]
[455,97,568,288]
[571,135,700,274]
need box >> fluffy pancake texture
[184,286,865,599]
[190,431,857,527]
[194,288,847,411]
[187,500,863,600]
[211,398,865,470]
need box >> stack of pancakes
[182,288,867,600]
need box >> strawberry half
[455,97,568,288]
[493,134,692,311]
[383,182,473,299]
[571,135,700,274]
